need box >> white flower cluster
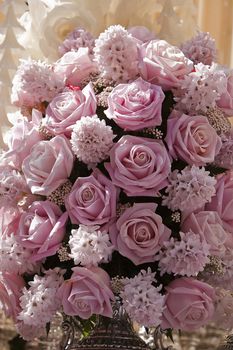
[120,269,165,327]
[11,58,64,107]
[0,235,36,275]
[69,225,114,266]
[174,63,227,114]
[71,115,114,168]
[18,269,64,327]
[158,231,210,277]
[162,165,216,212]
[94,25,139,82]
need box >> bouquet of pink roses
[1,24,233,341]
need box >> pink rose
[139,40,193,90]
[182,211,227,256]
[105,77,164,131]
[3,110,43,169]
[17,201,68,262]
[44,83,97,137]
[54,47,97,86]
[162,278,215,331]
[165,110,222,166]
[128,26,155,43]
[22,135,74,196]
[0,272,25,320]
[105,135,171,196]
[109,203,171,265]
[206,171,233,233]
[57,266,114,319]
[65,169,117,227]
[217,71,233,115]
[0,206,21,237]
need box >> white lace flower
[17,269,64,327]
[120,269,165,327]
[158,232,210,277]
[162,165,216,212]
[71,115,114,167]
[94,25,139,83]
[69,225,114,266]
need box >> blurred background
[0,0,233,349]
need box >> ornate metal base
[218,335,233,350]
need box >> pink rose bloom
[57,266,114,319]
[65,169,117,227]
[3,110,43,169]
[206,171,233,234]
[128,26,155,43]
[139,40,193,90]
[0,206,21,237]
[162,278,215,331]
[17,201,68,262]
[105,77,164,131]
[54,47,97,86]
[22,135,74,196]
[105,135,171,197]
[44,83,97,137]
[217,71,233,115]
[109,203,170,265]
[165,110,222,166]
[0,272,25,320]
[182,211,228,256]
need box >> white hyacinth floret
[71,115,114,167]
[69,225,114,266]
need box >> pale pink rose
[105,77,164,131]
[128,26,155,43]
[217,71,233,115]
[0,206,21,237]
[162,278,215,331]
[44,83,96,137]
[105,135,171,197]
[139,40,193,90]
[182,211,227,256]
[206,171,233,234]
[165,110,222,166]
[65,169,117,227]
[3,110,43,169]
[109,203,171,265]
[22,135,74,196]
[17,201,68,262]
[57,266,114,319]
[54,47,97,86]
[0,272,25,320]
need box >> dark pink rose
[54,47,97,86]
[128,26,155,43]
[109,203,170,265]
[162,278,215,331]
[165,110,222,166]
[57,266,114,319]
[4,110,43,169]
[17,201,68,261]
[44,83,96,137]
[217,71,233,115]
[65,169,117,227]
[105,77,164,131]
[0,272,25,320]
[22,135,74,196]
[182,211,227,256]
[139,40,193,90]
[105,135,171,196]
[206,171,233,233]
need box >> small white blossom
[120,269,165,327]
[69,225,114,266]
[71,115,114,167]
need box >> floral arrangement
[1,24,233,342]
